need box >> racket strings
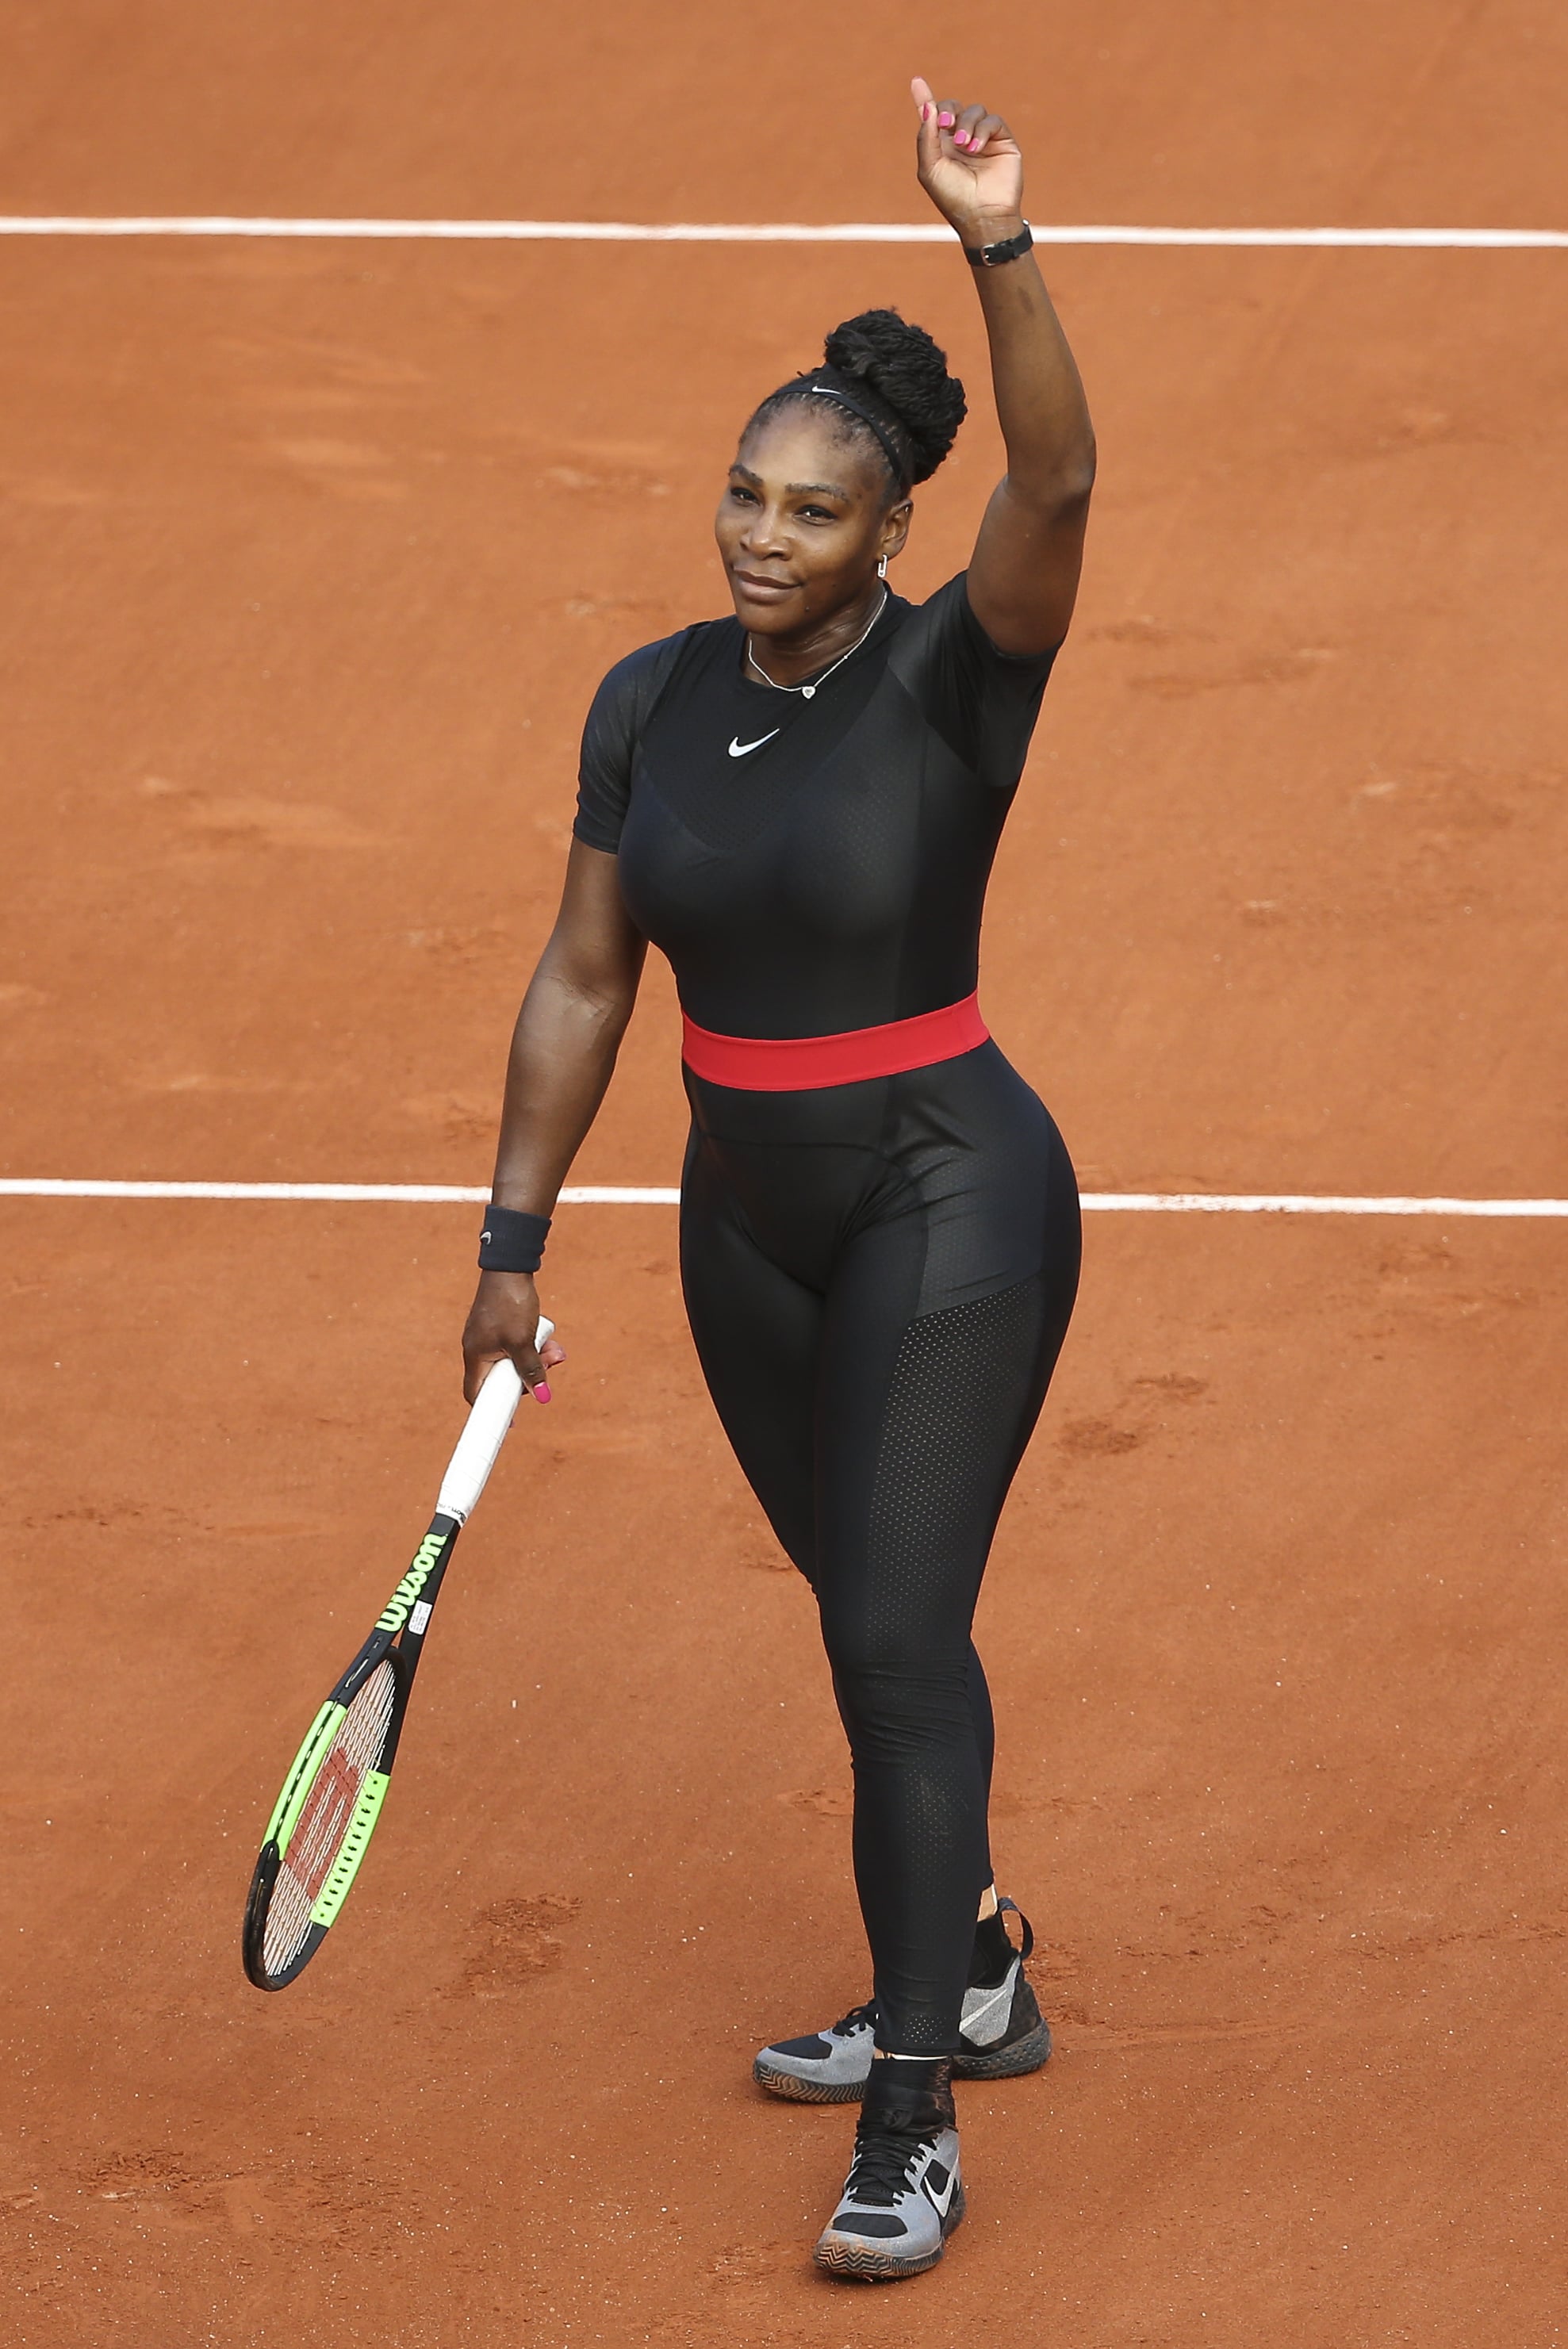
[261,1659,397,1979]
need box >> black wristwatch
[963,220,1034,269]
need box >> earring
[877,554,889,580]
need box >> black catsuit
[574,576,1081,2056]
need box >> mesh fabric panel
[865,1277,1049,1647]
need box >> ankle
[969,1906,1016,1988]
[863,2051,956,2132]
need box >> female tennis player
[463,77,1093,2282]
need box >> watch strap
[963,221,1034,269]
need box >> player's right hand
[462,1271,565,1404]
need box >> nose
[739,498,789,558]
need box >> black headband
[796,369,912,492]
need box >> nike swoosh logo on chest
[728,730,780,758]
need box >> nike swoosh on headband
[728,730,781,757]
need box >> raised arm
[461,838,646,1401]
[911,76,1095,657]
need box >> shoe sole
[955,2013,1053,2080]
[753,2056,865,2103]
[813,2182,966,2282]
[755,2016,1052,2106]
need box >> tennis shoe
[813,2061,964,2282]
[753,1895,1049,2102]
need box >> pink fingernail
[938,111,954,127]
[954,129,971,148]
[921,102,933,121]
[534,1382,551,1403]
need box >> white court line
[0,1180,1563,1217]
[0,217,1564,250]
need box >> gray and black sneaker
[753,1995,880,2103]
[814,2059,964,2282]
[754,1896,1050,2103]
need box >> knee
[820,1589,964,1684]
[823,1620,972,1740]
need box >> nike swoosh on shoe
[922,2163,957,2218]
[959,1973,1015,2047]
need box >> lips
[733,569,799,600]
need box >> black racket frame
[242,1511,462,1990]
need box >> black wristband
[477,1204,551,1274]
[964,220,1033,269]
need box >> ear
[879,498,914,566]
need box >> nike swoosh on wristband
[728,730,780,757]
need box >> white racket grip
[437,1318,554,1523]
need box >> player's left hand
[911,77,1025,239]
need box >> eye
[798,504,836,523]
[727,482,758,505]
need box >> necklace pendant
[802,684,816,699]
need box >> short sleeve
[888,572,1060,791]
[573,630,691,853]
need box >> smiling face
[715,404,912,643]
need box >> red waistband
[680,992,989,1092]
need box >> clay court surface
[3,5,1566,2343]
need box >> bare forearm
[910,85,1095,649]
[968,219,1095,508]
[489,952,642,1213]
[911,85,1094,512]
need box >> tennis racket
[242,1328,551,1991]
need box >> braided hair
[746,308,968,497]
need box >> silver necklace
[746,588,888,701]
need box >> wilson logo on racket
[376,1530,449,1633]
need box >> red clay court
[3,6,1566,2343]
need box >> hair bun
[822,308,967,485]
